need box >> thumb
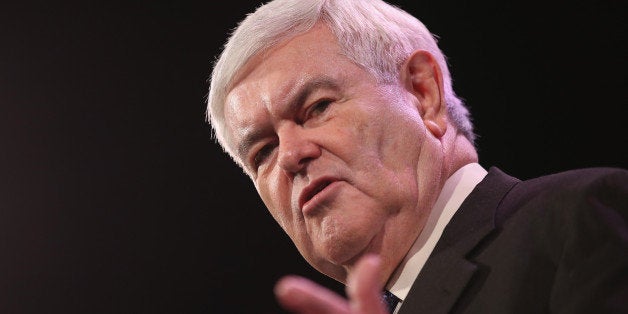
[346,254,389,314]
[275,275,350,314]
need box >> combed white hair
[207,0,475,165]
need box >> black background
[1,1,626,313]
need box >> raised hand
[274,254,390,314]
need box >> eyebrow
[236,76,342,164]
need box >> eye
[305,99,333,120]
[252,142,276,169]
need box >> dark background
[1,0,625,313]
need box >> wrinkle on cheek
[258,170,304,240]
[347,110,381,162]
[382,114,423,168]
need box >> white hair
[207,0,475,164]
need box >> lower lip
[301,181,342,215]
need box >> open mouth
[299,178,335,211]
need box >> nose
[277,124,321,174]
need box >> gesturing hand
[274,254,390,314]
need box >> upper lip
[298,176,338,211]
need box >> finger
[274,275,351,314]
[346,254,389,314]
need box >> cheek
[332,108,384,161]
[354,114,424,175]
[256,171,314,255]
[256,173,293,232]
[380,111,425,167]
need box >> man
[205,0,627,313]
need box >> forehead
[222,24,352,155]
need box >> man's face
[223,24,444,282]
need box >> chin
[310,208,385,266]
[316,230,375,268]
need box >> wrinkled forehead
[221,24,345,157]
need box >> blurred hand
[274,254,389,314]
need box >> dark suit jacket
[399,167,628,314]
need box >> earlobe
[403,50,448,139]
[424,120,445,138]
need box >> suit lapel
[398,167,519,314]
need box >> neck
[442,131,478,181]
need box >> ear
[401,50,448,138]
